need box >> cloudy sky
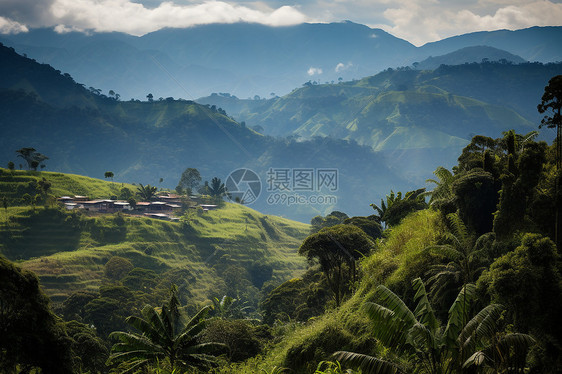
[1,0,562,45]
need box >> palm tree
[136,183,158,201]
[333,279,534,374]
[426,213,492,303]
[424,166,455,207]
[211,295,251,320]
[107,288,225,373]
[208,177,226,198]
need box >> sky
[1,0,562,46]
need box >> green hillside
[0,168,137,205]
[0,170,309,303]
[201,62,562,151]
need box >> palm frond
[411,278,438,332]
[444,283,475,346]
[458,304,503,347]
[333,351,400,374]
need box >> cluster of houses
[57,193,218,221]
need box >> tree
[427,213,492,306]
[538,75,562,166]
[7,161,14,171]
[0,255,74,374]
[537,75,562,245]
[299,224,373,306]
[104,171,114,181]
[107,287,225,373]
[147,93,154,102]
[16,147,48,170]
[2,196,7,218]
[177,168,201,195]
[334,279,535,374]
[479,234,562,363]
[424,166,455,212]
[136,183,158,201]
[209,177,226,198]
[370,189,427,227]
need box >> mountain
[0,43,412,222]
[200,61,562,146]
[199,60,562,181]
[415,46,526,70]
[0,22,417,100]
[1,23,561,101]
[418,26,562,63]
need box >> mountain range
[0,42,409,222]
[1,22,562,99]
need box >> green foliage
[16,147,48,170]
[343,216,383,241]
[334,279,535,374]
[537,75,562,130]
[479,234,562,346]
[202,319,270,362]
[285,324,361,373]
[452,169,498,234]
[107,288,226,373]
[177,168,201,195]
[0,255,74,374]
[137,183,158,201]
[261,269,331,325]
[104,256,135,280]
[426,213,492,307]
[299,224,374,306]
[424,166,455,214]
[370,189,427,227]
[64,320,109,374]
[209,177,227,198]
[310,211,350,234]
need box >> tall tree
[16,147,48,170]
[104,171,114,181]
[177,168,202,195]
[299,224,373,306]
[208,177,226,198]
[538,75,562,246]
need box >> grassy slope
[223,209,445,373]
[0,168,137,204]
[0,169,309,303]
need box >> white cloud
[335,62,352,72]
[379,0,562,45]
[0,0,561,45]
[47,0,307,36]
[0,16,28,34]
[307,67,323,76]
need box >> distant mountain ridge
[2,22,561,99]
[0,43,411,221]
[415,46,526,70]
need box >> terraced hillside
[0,169,309,304]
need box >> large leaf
[333,351,400,374]
[412,277,438,333]
[444,283,475,347]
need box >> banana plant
[333,278,534,374]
